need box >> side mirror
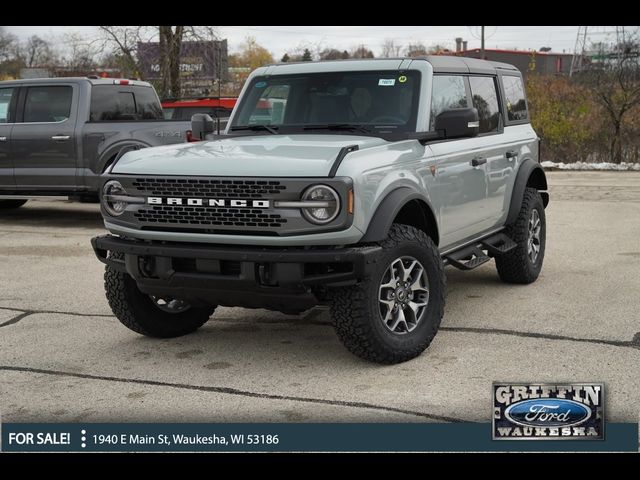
[434,108,479,139]
[191,113,215,140]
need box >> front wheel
[331,224,446,364]
[0,199,27,209]
[104,253,216,338]
[495,187,546,284]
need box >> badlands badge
[493,383,604,440]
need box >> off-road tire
[0,200,27,209]
[495,187,546,284]
[104,253,216,338]
[331,224,446,364]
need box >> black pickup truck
[0,77,191,208]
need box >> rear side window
[24,86,72,123]
[90,85,163,121]
[0,88,14,123]
[502,75,528,121]
[430,75,468,130]
[469,76,500,134]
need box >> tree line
[2,26,639,164]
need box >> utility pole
[481,26,485,59]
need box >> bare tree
[61,33,99,71]
[405,43,428,57]
[24,35,56,67]
[99,26,218,97]
[0,27,17,62]
[381,39,402,58]
[581,30,640,163]
[351,45,374,59]
[319,48,344,61]
[99,26,142,77]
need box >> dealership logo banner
[2,421,635,453]
[493,383,604,440]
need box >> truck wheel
[331,224,445,364]
[0,200,27,209]
[495,187,546,284]
[104,253,216,338]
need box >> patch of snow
[541,161,640,171]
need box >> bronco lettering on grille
[147,198,270,208]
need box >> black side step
[445,245,491,271]
[443,232,517,271]
[481,233,517,256]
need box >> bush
[526,74,640,163]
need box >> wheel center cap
[396,288,406,300]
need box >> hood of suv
[112,134,388,177]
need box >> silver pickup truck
[92,57,549,364]
[0,77,191,207]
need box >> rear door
[466,75,508,225]
[12,83,78,189]
[0,86,17,188]
[489,73,534,224]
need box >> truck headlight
[301,185,340,224]
[102,180,128,216]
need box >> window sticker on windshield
[255,81,267,88]
[378,79,396,86]
[398,75,407,83]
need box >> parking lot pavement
[1,172,639,423]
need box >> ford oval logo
[504,399,591,428]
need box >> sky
[3,26,622,59]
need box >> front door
[12,84,77,189]
[0,86,16,189]
[425,74,490,247]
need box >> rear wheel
[104,253,216,338]
[0,199,27,209]
[495,187,546,284]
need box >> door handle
[471,156,487,167]
[51,135,70,141]
[505,149,518,159]
[0,136,6,142]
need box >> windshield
[230,70,420,136]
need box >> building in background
[137,39,229,97]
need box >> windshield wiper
[230,124,279,134]
[303,124,371,134]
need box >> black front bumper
[91,235,381,311]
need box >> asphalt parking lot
[1,171,639,424]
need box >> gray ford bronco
[91,57,548,364]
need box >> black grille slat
[132,178,285,198]
[134,205,287,229]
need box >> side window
[0,88,14,123]
[430,76,468,130]
[24,86,72,123]
[501,75,528,121]
[468,76,500,134]
[90,86,163,121]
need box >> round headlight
[102,180,128,216]
[301,185,340,224]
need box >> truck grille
[131,178,286,198]
[134,205,288,228]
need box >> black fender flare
[506,159,549,225]
[360,187,438,244]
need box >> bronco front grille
[131,178,286,198]
[134,205,288,228]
